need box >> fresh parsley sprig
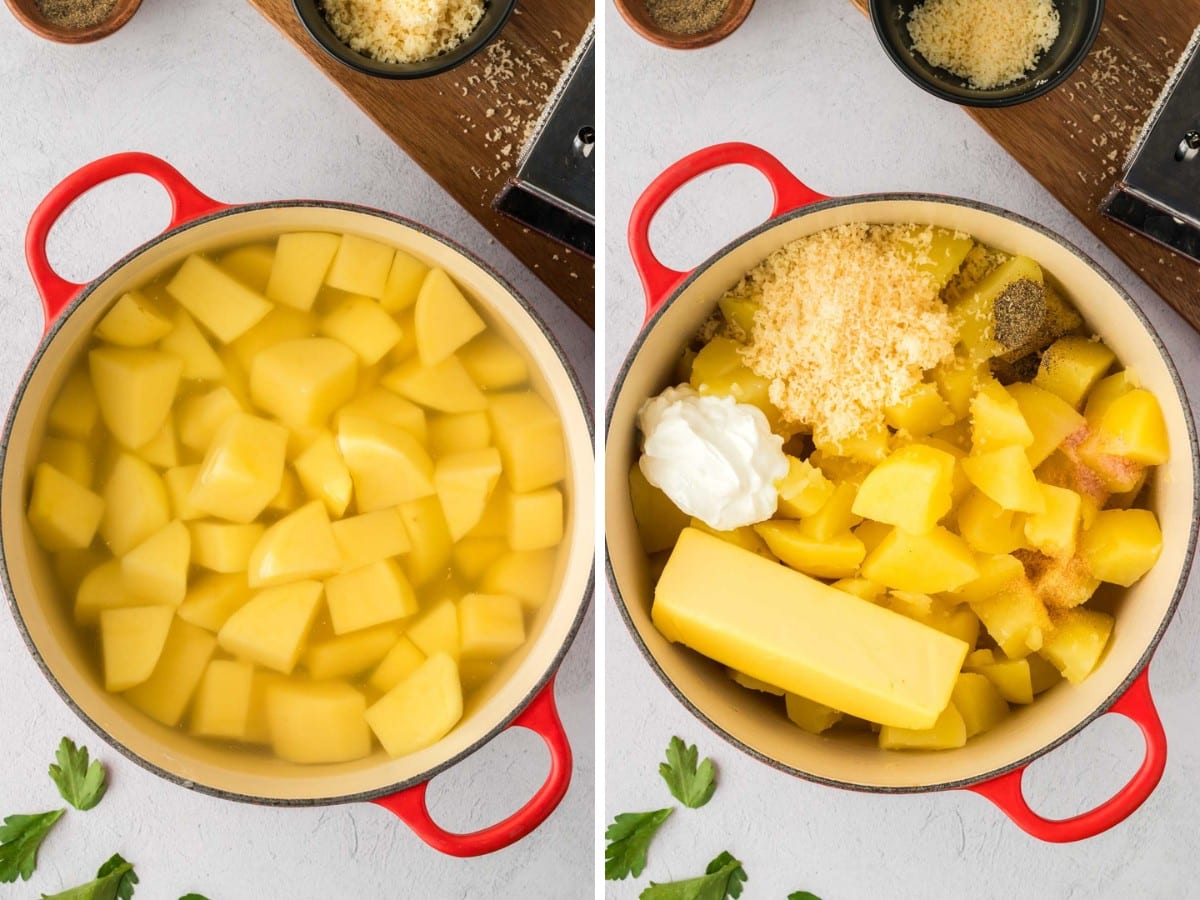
[49,738,107,812]
[0,809,65,883]
[659,736,716,809]
[788,892,823,899]
[40,852,137,900]
[639,850,747,900]
[605,808,674,880]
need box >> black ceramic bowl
[293,0,517,79]
[868,0,1105,107]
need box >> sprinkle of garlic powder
[734,224,957,446]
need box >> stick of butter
[652,528,968,730]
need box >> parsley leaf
[49,738,107,812]
[605,808,673,880]
[788,893,822,900]
[0,809,65,883]
[179,895,211,900]
[97,854,138,900]
[639,850,747,900]
[659,737,716,809]
[41,853,137,900]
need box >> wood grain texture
[246,0,594,325]
[851,0,1200,329]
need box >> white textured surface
[0,3,593,898]
[605,4,1200,898]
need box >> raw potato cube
[369,637,426,693]
[380,249,429,312]
[467,482,509,539]
[121,520,190,605]
[383,355,487,413]
[435,448,502,540]
[400,496,453,587]
[177,386,242,454]
[1023,483,1081,559]
[1092,389,1169,465]
[337,389,427,443]
[884,382,954,436]
[304,624,400,680]
[75,560,140,624]
[428,412,491,457]
[190,522,264,573]
[336,414,435,511]
[232,306,317,373]
[1006,382,1085,467]
[488,392,565,494]
[961,446,1045,514]
[460,659,500,691]
[389,309,418,361]
[242,670,287,744]
[39,438,94,488]
[294,434,353,518]
[189,414,288,523]
[407,600,459,660]
[218,580,324,673]
[628,463,690,553]
[774,456,835,520]
[268,680,372,764]
[100,454,170,556]
[28,463,104,552]
[459,332,528,390]
[159,309,224,381]
[1040,607,1114,684]
[177,572,251,632]
[266,232,341,310]
[970,379,1033,453]
[1080,508,1162,586]
[452,538,507,583]
[950,672,1009,738]
[190,659,255,740]
[166,254,272,343]
[968,579,1052,659]
[752,521,865,579]
[325,558,418,634]
[414,268,486,366]
[331,508,411,571]
[365,653,463,758]
[878,702,967,751]
[125,619,217,727]
[220,244,276,292]
[458,593,525,659]
[325,234,394,298]
[47,368,101,441]
[785,693,843,735]
[248,500,343,588]
[250,338,358,428]
[851,444,956,534]
[1034,337,1116,409]
[480,549,557,609]
[101,605,175,692]
[267,468,303,512]
[134,417,178,469]
[95,291,172,346]
[320,295,403,365]
[89,347,182,449]
[507,487,564,551]
[861,527,979,594]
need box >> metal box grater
[1102,27,1200,263]
[494,27,595,258]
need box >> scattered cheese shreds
[736,224,957,445]
[320,0,485,64]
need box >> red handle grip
[26,152,228,333]
[968,667,1165,842]
[627,142,828,323]
[372,675,572,857]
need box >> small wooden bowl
[614,0,755,50]
[4,0,142,44]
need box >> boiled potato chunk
[956,489,1026,555]
[932,354,987,420]
[1023,484,1081,559]
[177,386,242,454]
[369,636,426,693]
[414,268,487,366]
[689,336,780,426]
[124,619,217,727]
[294,434,354,518]
[950,672,1009,738]
[961,446,1045,513]
[1028,652,1064,694]
[428,412,491,457]
[159,309,224,381]
[752,521,865,579]
[47,368,101,441]
[265,232,341,311]
[1034,337,1115,409]
[968,578,1051,658]
[488,392,566,493]
[218,580,323,673]
[166,254,272,343]
[435,448,502,540]
[898,225,975,293]
[884,382,954,436]
[785,693,843,734]
[729,669,785,695]
[954,255,1042,362]
[304,624,400,680]
[629,463,690,553]
[189,414,287,523]
[1040,607,1114,684]
[28,463,104,552]
[330,508,411,571]
[325,234,394,298]
[400,496,454,587]
[268,680,372,764]
[232,306,316,374]
[966,657,1034,705]
[380,249,429,312]
[970,379,1033,453]
[1080,508,1162,586]
[383,354,487,413]
[1084,370,1138,423]
[861,527,978,593]
[338,388,427,444]
[798,482,861,540]
[95,291,172,347]
[325,558,418,634]
[1092,389,1169,465]
[365,653,463,758]
[320,295,403,366]
[121,520,190,605]
[100,454,170,556]
[774,456,835,520]
[336,414,435,511]
[177,572,251,632]
[407,599,459,660]
[717,293,758,337]
[878,702,967,750]
[220,244,275,292]
[100,605,175,692]
[830,577,886,602]
[507,487,564,551]
[250,338,357,429]
[75,560,140,624]
[190,522,264,573]
[1006,382,1085,467]
[190,659,255,740]
[480,549,558,609]
[459,332,529,390]
[248,500,342,588]
[949,553,1024,604]
[851,444,955,534]
[89,347,182,449]
[458,593,525,660]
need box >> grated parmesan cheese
[732,224,957,445]
[907,0,1060,90]
[320,0,485,64]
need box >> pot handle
[967,667,1166,843]
[627,142,828,323]
[371,675,572,857]
[26,152,229,333]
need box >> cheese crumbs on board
[734,224,956,446]
[320,0,485,64]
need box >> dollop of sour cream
[637,384,788,532]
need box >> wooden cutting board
[851,0,1200,330]
[247,0,594,326]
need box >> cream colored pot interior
[3,204,594,802]
[607,197,1196,791]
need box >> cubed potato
[75,560,142,624]
[829,578,886,602]
[752,521,865,579]
[689,336,780,426]
[774,456,835,520]
[932,354,987,420]
[190,522,264,573]
[968,657,1034,704]
[188,414,287,523]
[1084,370,1138,423]
[628,463,690,553]
[452,538,507,584]
[851,444,956,534]
[480,549,557,609]
[121,520,190,605]
[459,332,528,390]
[337,388,427,444]
[54,548,106,596]
[294,434,353,518]
[947,553,1024,604]
[242,670,287,745]
[100,454,170,556]
[885,591,934,619]
[159,309,223,382]
[400,496,453,587]
[268,467,304,513]
[970,379,1033,453]
[304,624,400,680]
[1073,429,1145,493]
[177,386,242,454]
[89,347,182,449]
[1080,508,1162,586]
[968,578,1052,659]
[380,249,429,312]
[39,437,94,488]
[728,669,783,695]
[268,680,372,764]
[963,648,996,668]
[219,244,275,292]
[383,355,488,414]
[427,412,491,457]
[1034,337,1116,409]
[956,490,1027,555]
[95,291,172,347]
[878,702,967,750]
[1023,483,1081,559]
[950,672,1009,738]
[1028,652,1064,694]
[1091,389,1169,465]
[905,604,981,651]
[177,572,251,632]
[265,232,341,311]
[247,500,342,588]
[884,382,955,436]
[336,414,435,511]
[124,619,217,727]
[250,338,358,429]
[321,295,403,365]
[798,482,862,541]
[717,292,758,337]
[507,487,564,551]
[389,309,418,362]
[365,653,463,758]
[325,558,418,634]
[852,519,892,555]
[369,637,426,693]
[953,255,1043,362]
[458,593,525,660]
[325,234,394,298]
[27,463,104,552]
[406,600,459,660]
[166,254,272,343]
[134,417,178,469]
[218,580,324,673]
[467,482,509,539]
[1006,381,1085,468]
[436,448,502,541]
[861,527,979,593]
[232,306,317,374]
[330,508,411,571]
[413,268,487,366]
[47,368,101,441]
[961,446,1045,513]
[488,392,566,494]
[100,605,175,692]
[1041,607,1114,684]
[785,693,843,734]
[815,424,891,466]
[898,225,975,292]
[190,659,255,740]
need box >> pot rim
[605,189,1199,794]
[1,197,595,807]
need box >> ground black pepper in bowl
[645,0,730,35]
[35,0,115,28]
